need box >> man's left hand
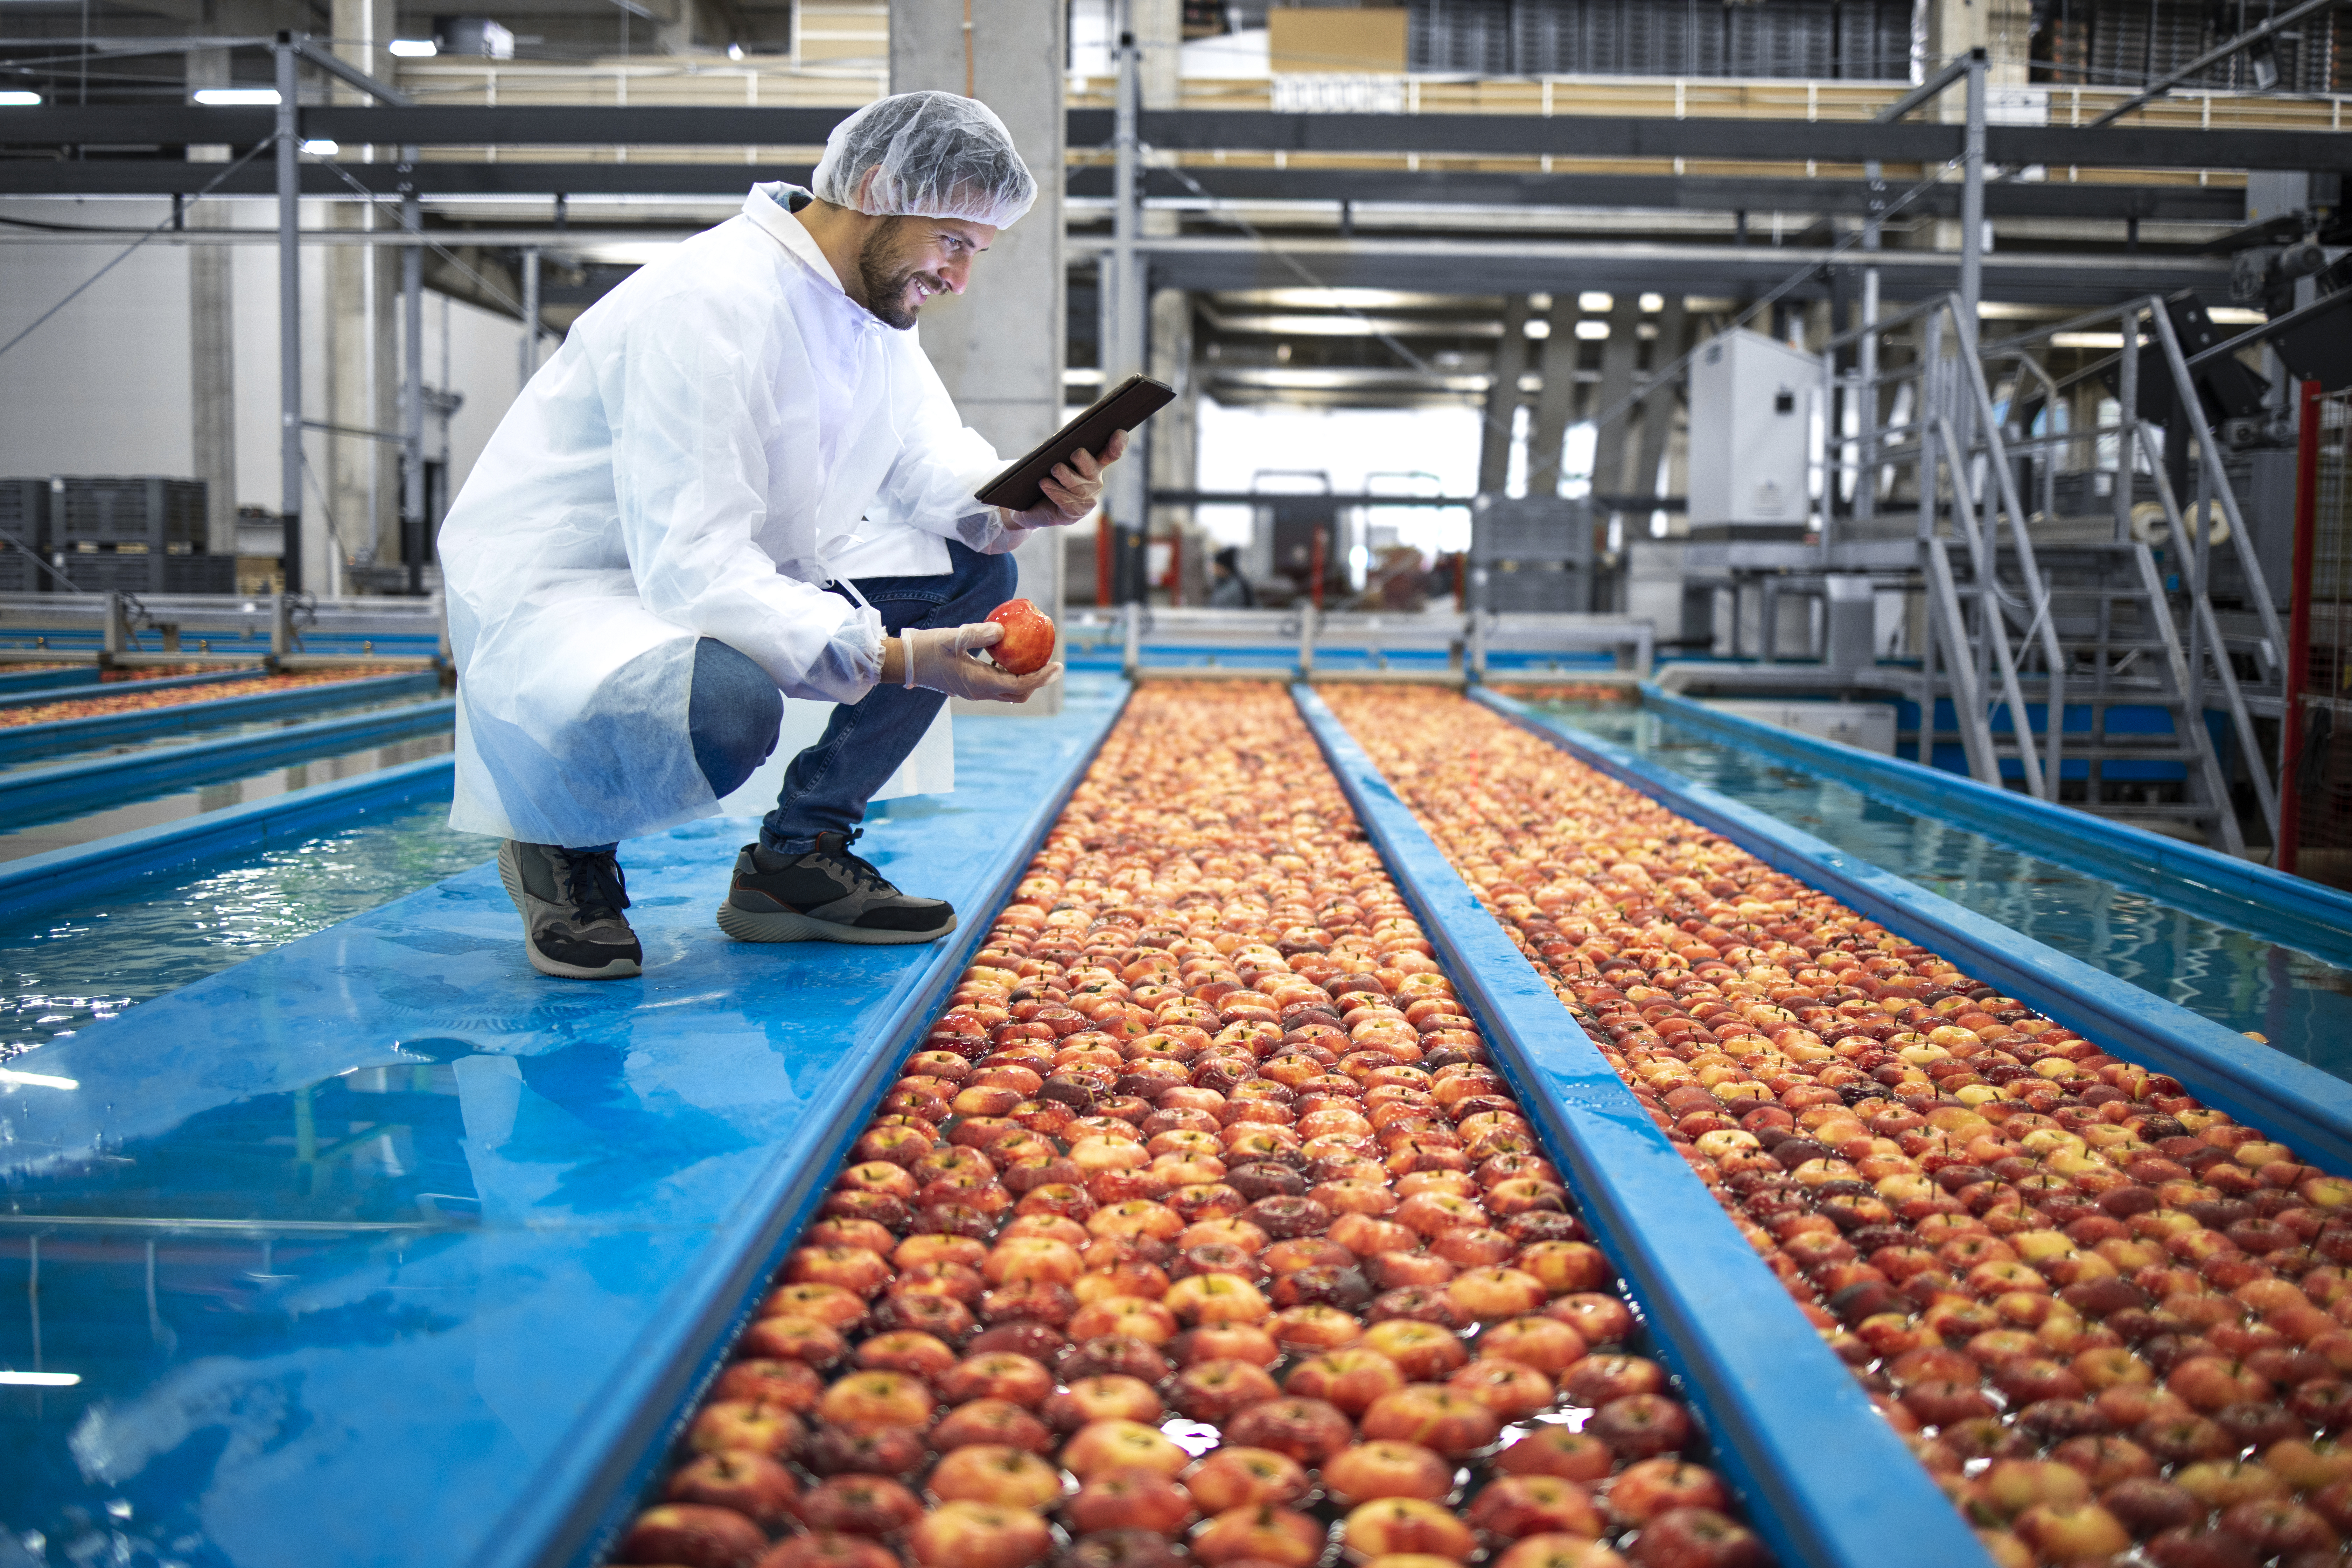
[1010,429,1129,530]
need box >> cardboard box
[1268,7,1407,74]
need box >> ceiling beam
[1,103,2341,171]
[0,157,2243,223]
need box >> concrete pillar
[1630,295,1690,534]
[326,0,399,594]
[1526,295,1580,502]
[1925,0,2029,98]
[1591,301,1643,497]
[891,0,1066,708]
[186,47,238,559]
[1148,285,1197,601]
[1479,296,1532,494]
[1134,0,1181,110]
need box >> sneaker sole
[715,899,957,946]
[499,844,644,981]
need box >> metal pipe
[1960,53,1985,336]
[1876,52,1977,122]
[2280,380,2323,874]
[275,35,302,597]
[401,184,424,597]
[518,247,540,391]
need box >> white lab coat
[440,184,1022,848]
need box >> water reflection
[1540,702,2352,1080]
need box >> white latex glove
[901,622,1060,703]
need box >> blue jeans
[762,540,1016,852]
[561,543,1016,858]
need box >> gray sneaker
[716,831,957,945]
[497,840,644,980]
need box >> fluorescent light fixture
[1522,319,1551,340]
[389,37,438,56]
[0,1068,76,1090]
[727,42,744,59]
[194,88,281,106]
[2053,332,2126,349]
[0,1371,79,1387]
[1639,293,1665,313]
[0,90,41,106]
[1577,291,1614,313]
[301,139,339,155]
[1574,320,1611,340]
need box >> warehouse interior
[2,3,2351,1567]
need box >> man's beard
[856,219,945,330]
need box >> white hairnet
[811,91,1037,229]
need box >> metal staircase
[1814,290,2284,854]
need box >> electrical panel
[1686,329,1817,536]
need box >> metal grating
[1419,0,1910,78]
[2287,389,2352,885]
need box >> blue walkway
[0,676,1125,1568]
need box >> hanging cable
[0,135,272,363]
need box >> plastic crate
[51,477,207,551]
[54,550,232,596]
[0,478,47,556]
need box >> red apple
[987,600,1057,677]
[1285,1349,1409,1416]
[855,1330,959,1381]
[1630,1507,1765,1568]
[930,1443,1069,1510]
[1065,1466,1202,1536]
[1062,1418,1194,1480]
[1466,1474,1604,1540]
[688,1400,804,1456]
[1361,1320,1469,1381]
[1492,1534,1622,1568]
[932,1396,1057,1455]
[1493,1426,1615,1483]
[1320,1440,1454,1506]
[756,1533,899,1568]
[618,1504,768,1568]
[1545,1294,1634,1348]
[1190,1505,1328,1568]
[1606,1460,1728,1525]
[666,1454,802,1531]
[1342,1498,1476,1561]
[1173,1358,1284,1422]
[817,1370,935,1433]
[1225,1396,1356,1464]
[1045,1375,1168,1431]
[796,1475,923,1536]
[906,1500,1054,1568]
[1590,1393,1691,1459]
[1183,1446,1313,1513]
[799,1424,928,1480]
[1359,1385,1503,1458]
[1449,1359,1557,1421]
[940,1351,1056,1408]
[715,1359,824,1411]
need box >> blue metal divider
[0,754,457,920]
[1637,681,2352,971]
[1291,686,1991,1568]
[521,681,1135,1568]
[0,665,261,711]
[0,698,453,822]
[0,664,99,696]
[1479,687,2352,1176]
[0,671,439,764]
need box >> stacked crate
[0,479,47,594]
[47,477,234,595]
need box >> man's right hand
[894,623,1059,703]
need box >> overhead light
[0,1068,77,1090]
[1574,320,1610,340]
[727,42,744,59]
[1523,319,1551,339]
[1639,293,1665,313]
[194,88,281,106]
[389,38,439,57]
[1577,291,1614,312]
[0,90,41,106]
[301,139,339,155]
[0,1371,79,1387]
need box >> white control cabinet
[1687,329,1816,532]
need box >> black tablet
[976,373,1175,512]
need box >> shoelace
[551,849,631,923]
[817,830,897,895]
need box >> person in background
[1208,546,1256,609]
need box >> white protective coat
[441,184,1024,848]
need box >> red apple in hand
[987,599,1057,676]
